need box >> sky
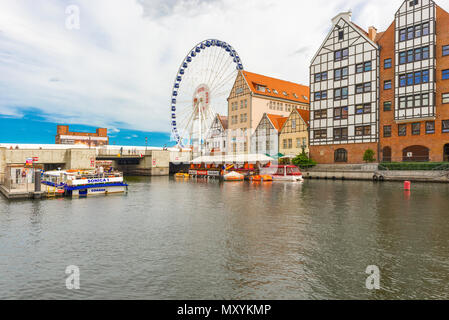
[1,0,449,146]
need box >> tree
[292,151,317,169]
[363,149,376,163]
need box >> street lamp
[145,137,148,154]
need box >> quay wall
[304,164,449,183]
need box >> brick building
[55,125,109,147]
[309,0,449,164]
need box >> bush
[379,162,449,171]
[292,152,317,169]
[363,149,376,163]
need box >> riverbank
[303,164,449,183]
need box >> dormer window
[293,93,298,98]
[283,91,288,96]
[255,84,266,92]
[273,89,278,94]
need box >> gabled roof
[296,108,310,126]
[266,114,288,132]
[241,71,310,104]
[217,115,228,130]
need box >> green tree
[363,149,376,163]
[292,151,317,169]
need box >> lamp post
[145,137,148,154]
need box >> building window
[398,124,407,136]
[426,121,435,134]
[399,70,430,87]
[384,59,392,69]
[384,80,392,90]
[442,93,449,104]
[422,22,429,35]
[443,45,449,56]
[384,125,392,137]
[400,29,406,42]
[314,72,328,82]
[314,91,327,101]
[409,0,419,7]
[288,139,292,149]
[334,107,348,120]
[355,125,371,136]
[412,123,421,135]
[399,93,429,108]
[283,139,287,149]
[334,87,348,100]
[338,30,344,40]
[442,69,449,80]
[314,130,327,139]
[356,82,371,94]
[333,127,348,141]
[334,48,349,61]
[355,104,371,114]
[314,109,327,119]
[334,67,348,81]
[399,46,429,64]
[384,101,392,111]
[334,149,348,163]
[442,120,449,133]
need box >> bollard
[404,181,411,191]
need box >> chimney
[332,10,352,25]
[368,26,378,42]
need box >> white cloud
[1,0,448,134]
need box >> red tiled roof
[266,114,288,131]
[296,108,310,126]
[241,71,310,104]
[218,115,228,130]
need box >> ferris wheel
[170,39,244,153]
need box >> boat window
[287,167,300,174]
[276,167,284,175]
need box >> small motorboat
[175,172,190,178]
[261,165,304,182]
[223,171,244,181]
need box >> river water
[1,177,448,300]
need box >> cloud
[0,0,447,137]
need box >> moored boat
[223,171,244,181]
[261,165,304,182]
[42,170,128,197]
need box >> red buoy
[404,181,411,191]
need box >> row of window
[230,100,248,111]
[383,120,449,137]
[282,138,307,149]
[382,45,449,70]
[313,126,372,140]
[314,104,372,120]
[399,22,430,42]
[314,83,374,101]
[399,46,430,64]
[268,101,296,112]
[399,70,430,87]
[314,63,372,83]
[314,92,449,116]
[230,113,248,124]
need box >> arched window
[382,147,392,162]
[335,148,348,163]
